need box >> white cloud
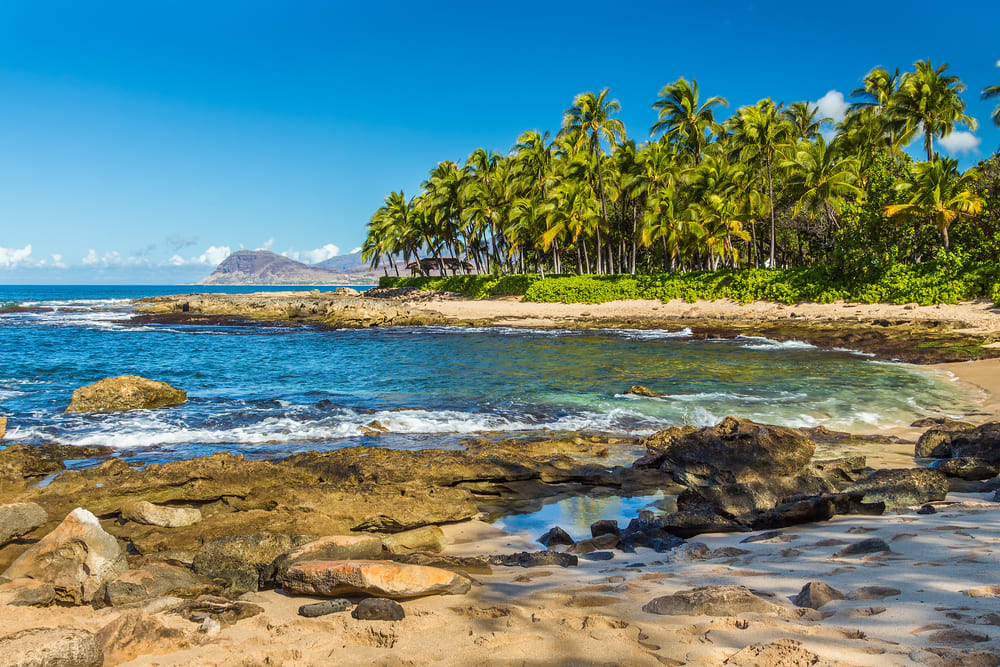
[0,245,32,268]
[815,90,849,124]
[51,253,67,269]
[170,245,232,266]
[257,237,275,251]
[940,130,982,155]
[283,244,340,264]
[82,249,99,265]
[350,247,362,255]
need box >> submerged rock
[2,507,127,604]
[352,598,405,621]
[625,385,668,398]
[280,560,471,598]
[0,627,103,667]
[66,375,187,413]
[0,502,47,546]
[643,585,787,617]
[121,500,202,528]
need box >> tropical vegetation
[364,59,1000,305]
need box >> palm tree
[782,136,862,226]
[983,82,1000,128]
[651,78,727,163]
[542,179,600,274]
[729,99,793,267]
[561,89,627,273]
[781,102,829,141]
[891,60,977,161]
[884,158,984,250]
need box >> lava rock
[590,519,620,538]
[488,551,578,568]
[299,599,352,617]
[352,597,404,621]
[538,526,575,548]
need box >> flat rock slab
[272,535,383,577]
[281,560,471,599]
[847,586,901,600]
[121,500,202,528]
[0,627,103,667]
[0,502,47,546]
[299,599,352,617]
[352,597,404,621]
[380,525,445,554]
[488,551,578,568]
[643,585,788,617]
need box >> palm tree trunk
[631,204,638,274]
[926,128,934,162]
[766,155,776,268]
[575,240,583,274]
[593,140,609,274]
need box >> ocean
[0,285,980,466]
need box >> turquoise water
[0,286,979,465]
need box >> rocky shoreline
[129,291,1000,364]
[3,400,1000,664]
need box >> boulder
[2,507,127,604]
[299,599,352,617]
[0,502,48,546]
[281,560,471,598]
[937,457,998,481]
[648,417,815,485]
[948,423,1000,464]
[843,468,948,509]
[120,501,202,528]
[792,581,845,609]
[0,627,103,667]
[66,375,187,413]
[590,519,620,538]
[96,612,187,665]
[537,526,574,548]
[103,561,220,606]
[488,551,578,568]
[832,538,891,557]
[270,535,383,579]
[572,534,619,554]
[352,598,405,621]
[625,385,668,398]
[0,578,57,607]
[642,585,787,616]
[192,532,293,593]
[380,525,446,554]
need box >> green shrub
[379,260,1000,306]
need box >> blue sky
[1,1,998,283]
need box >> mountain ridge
[198,250,377,285]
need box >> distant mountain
[198,250,377,285]
[315,251,375,274]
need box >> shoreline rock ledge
[66,375,187,413]
[280,560,472,599]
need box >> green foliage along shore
[379,258,1000,306]
[363,59,1000,296]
